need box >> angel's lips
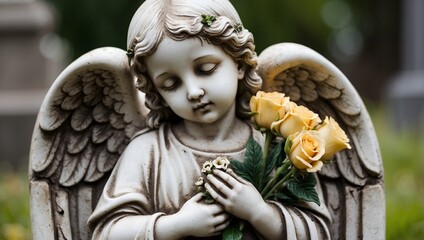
[193,102,212,112]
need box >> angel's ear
[237,63,246,80]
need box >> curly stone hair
[127,0,262,129]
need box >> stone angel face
[144,37,241,124]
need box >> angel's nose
[187,84,205,101]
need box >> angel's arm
[87,136,161,239]
[102,195,230,240]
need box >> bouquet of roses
[196,91,351,239]
[245,91,351,202]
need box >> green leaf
[230,160,252,183]
[286,174,321,206]
[201,14,216,26]
[244,137,264,189]
[229,138,263,189]
[264,141,284,180]
[222,220,244,240]
[274,191,298,204]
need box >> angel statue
[29,0,385,239]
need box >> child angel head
[127,0,262,129]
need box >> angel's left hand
[204,169,267,222]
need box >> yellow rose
[287,130,326,173]
[316,116,351,160]
[272,104,321,138]
[250,91,291,130]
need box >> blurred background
[0,0,423,239]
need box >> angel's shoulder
[125,129,160,151]
[131,129,159,143]
[124,124,172,152]
[112,129,160,171]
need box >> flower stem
[263,166,298,200]
[259,131,274,190]
[261,157,290,197]
[262,131,273,165]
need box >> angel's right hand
[177,193,231,237]
[155,193,230,239]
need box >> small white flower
[202,161,213,174]
[195,177,204,186]
[212,157,230,171]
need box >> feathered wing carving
[29,47,148,240]
[257,43,385,239]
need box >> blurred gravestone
[0,0,64,169]
[387,0,424,136]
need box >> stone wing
[257,43,385,239]
[29,47,148,239]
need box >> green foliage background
[372,107,424,239]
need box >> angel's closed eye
[160,78,179,90]
[196,62,219,75]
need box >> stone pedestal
[0,0,63,168]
